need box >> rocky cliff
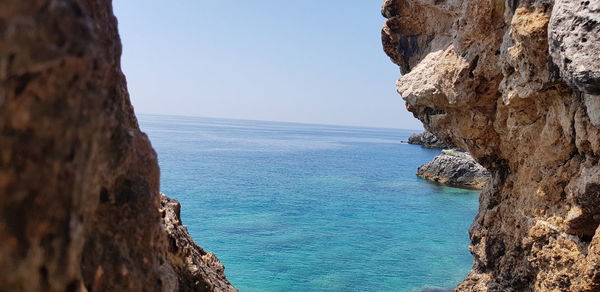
[409,131,456,148]
[383,0,600,291]
[418,150,491,190]
[0,1,235,291]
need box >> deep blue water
[139,114,479,292]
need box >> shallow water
[139,115,479,292]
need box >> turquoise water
[139,115,480,292]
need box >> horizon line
[136,112,424,132]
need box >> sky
[113,1,423,130]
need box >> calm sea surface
[139,114,480,292]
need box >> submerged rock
[408,131,455,148]
[417,150,490,190]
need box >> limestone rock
[417,150,491,190]
[408,131,455,148]
[383,0,600,290]
[549,0,600,95]
[0,1,236,291]
[161,194,236,292]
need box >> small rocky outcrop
[0,1,236,291]
[408,131,488,189]
[408,131,455,148]
[417,150,490,190]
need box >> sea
[138,114,480,292]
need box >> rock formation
[408,131,489,189]
[0,1,236,291]
[383,0,600,290]
[161,194,235,291]
[418,150,491,190]
[408,131,456,148]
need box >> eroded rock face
[0,1,235,291]
[417,150,490,190]
[383,0,600,290]
[161,194,236,292]
[408,131,456,148]
[549,0,600,95]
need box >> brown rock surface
[383,0,600,291]
[0,1,236,291]
[161,194,235,292]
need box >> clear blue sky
[113,1,422,130]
